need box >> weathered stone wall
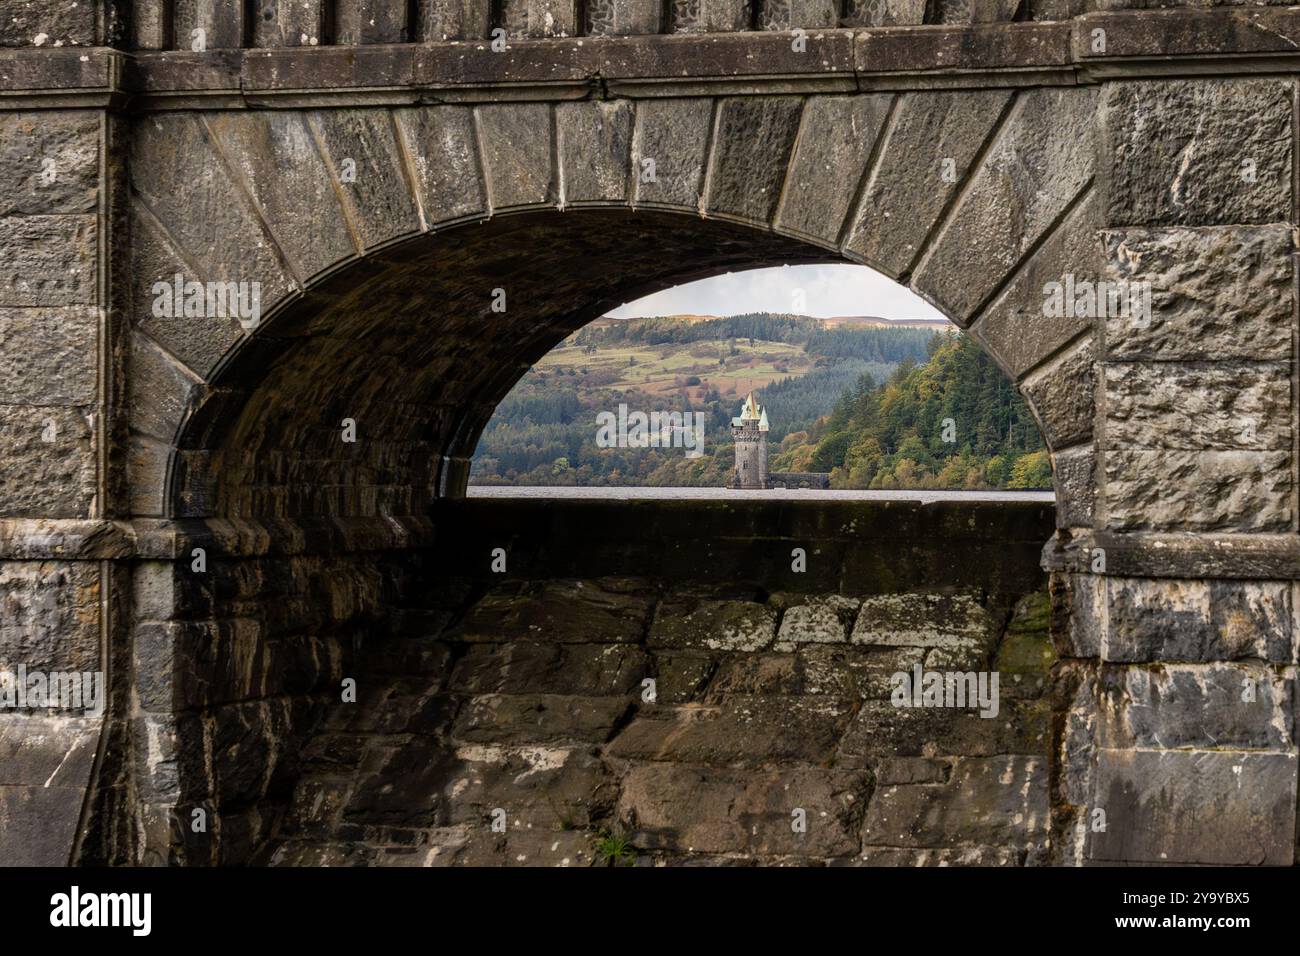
[96,522,440,865]
[263,498,1055,866]
[3,5,1300,866]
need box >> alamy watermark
[890,664,999,718]
[0,665,104,717]
[1042,274,1152,327]
[151,273,262,330]
[595,404,707,459]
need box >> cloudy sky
[607,263,947,321]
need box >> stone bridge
[0,0,1298,865]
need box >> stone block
[1098,662,1294,752]
[1051,444,1096,529]
[455,579,653,643]
[129,331,201,443]
[475,103,556,209]
[1098,578,1293,664]
[394,106,487,225]
[617,763,871,857]
[648,598,777,651]
[759,0,838,31]
[1102,449,1292,532]
[1020,334,1094,450]
[557,100,634,204]
[333,0,409,43]
[932,0,1021,22]
[205,111,357,281]
[0,111,98,216]
[0,307,97,405]
[1088,749,1297,865]
[129,206,242,379]
[975,192,1100,380]
[842,0,926,26]
[916,86,1098,324]
[173,0,247,49]
[705,97,804,225]
[0,784,88,866]
[846,88,1012,278]
[773,594,859,650]
[838,699,1049,761]
[1102,79,1292,227]
[417,0,493,40]
[502,0,578,37]
[130,114,294,313]
[0,215,95,307]
[0,0,98,45]
[650,651,715,703]
[851,588,997,663]
[608,696,854,766]
[775,95,892,247]
[586,0,663,35]
[1102,225,1293,361]
[449,641,647,696]
[0,714,100,786]
[451,693,631,744]
[632,98,712,209]
[0,405,96,517]
[1105,362,1290,451]
[307,110,423,250]
[251,0,328,46]
[670,0,750,32]
[862,755,1048,849]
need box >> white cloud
[607,263,947,321]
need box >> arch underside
[171,211,834,518]
[126,89,1100,528]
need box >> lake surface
[467,485,1056,503]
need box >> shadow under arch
[167,207,845,520]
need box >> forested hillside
[773,331,1051,489]
[469,315,1051,490]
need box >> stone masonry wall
[5,3,1300,868]
[109,535,430,866]
[262,498,1055,866]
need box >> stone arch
[120,87,1108,863]
[128,88,1100,529]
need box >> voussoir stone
[705,97,804,225]
[775,95,891,247]
[845,88,1011,278]
[916,86,1097,324]
[558,100,633,205]
[631,98,712,210]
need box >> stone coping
[5,11,1300,108]
[3,504,1300,581]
